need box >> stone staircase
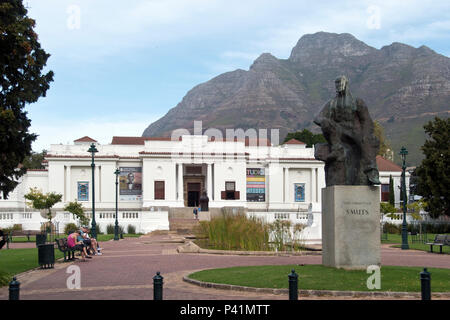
[169,207,197,219]
[169,207,200,233]
[169,218,200,234]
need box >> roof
[284,138,305,145]
[74,136,97,143]
[376,155,402,172]
[209,136,271,146]
[111,136,271,146]
[111,136,181,145]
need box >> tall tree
[373,121,392,159]
[0,1,54,198]
[415,117,450,218]
[22,149,47,170]
[283,129,326,147]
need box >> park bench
[426,234,449,254]
[8,230,42,242]
[55,238,76,262]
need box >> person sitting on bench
[80,227,102,256]
[67,232,91,261]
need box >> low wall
[246,211,322,244]
[0,210,169,234]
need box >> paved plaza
[1,233,449,300]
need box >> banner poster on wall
[119,167,142,201]
[77,181,89,201]
[246,168,265,202]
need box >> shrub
[95,224,102,235]
[380,202,396,215]
[383,222,401,234]
[127,225,136,234]
[195,212,269,251]
[106,224,125,234]
[2,224,22,234]
[409,221,450,234]
[106,224,114,235]
[12,224,22,231]
[64,223,78,235]
[269,219,292,251]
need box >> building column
[311,167,316,203]
[177,163,184,203]
[207,163,212,200]
[66,165,71,202]
[284,167,290,203]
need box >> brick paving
[0,233,448,300]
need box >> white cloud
[27,0,450,62]
[30,114,162,152]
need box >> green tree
[24,188,62,223]
[389,175,395,206]
[407,199,426,221]
[0,1,54,198]
[283,129,326,147]
[416,117,450,218]
[22,149,47,170]
[64,200,90,226]
[373,121,392,158]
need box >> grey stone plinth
[322,185,380,269]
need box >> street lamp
[400,146,409,250]
[88,143,99,239]
[114,168,120,241]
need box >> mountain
[142,32,450,166]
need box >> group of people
[67,227,102,261]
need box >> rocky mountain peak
[249,53,280,71]
[289,32,376,63]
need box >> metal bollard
[153,271,164,300]
[288,269,298,300]
[420,268,431,300]
[120,232,124,239]
[9,277,20,300]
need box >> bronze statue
[199,190,209,212]
[314,76,380,186]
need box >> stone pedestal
[322,185,380,269]
[198,211,211,221]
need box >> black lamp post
[88,143,99,239]
[114,168,120,241]
[400,146,409,250]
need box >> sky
[23,0,450,152]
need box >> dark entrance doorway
[187,183,201,207]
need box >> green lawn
[96,234,142,241]
[189,265,450,292]
[0,248,64,286]
[7,235,37,243]
[382,233,450,254]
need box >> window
[154,181,165,200]
[221,181,240,200]
[381,184,390,202]
[78,182,89,201]
[294,183,305,202]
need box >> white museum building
[0,134,408,242]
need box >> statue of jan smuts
[314,76,380,186]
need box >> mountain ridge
[142,32,450,166]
